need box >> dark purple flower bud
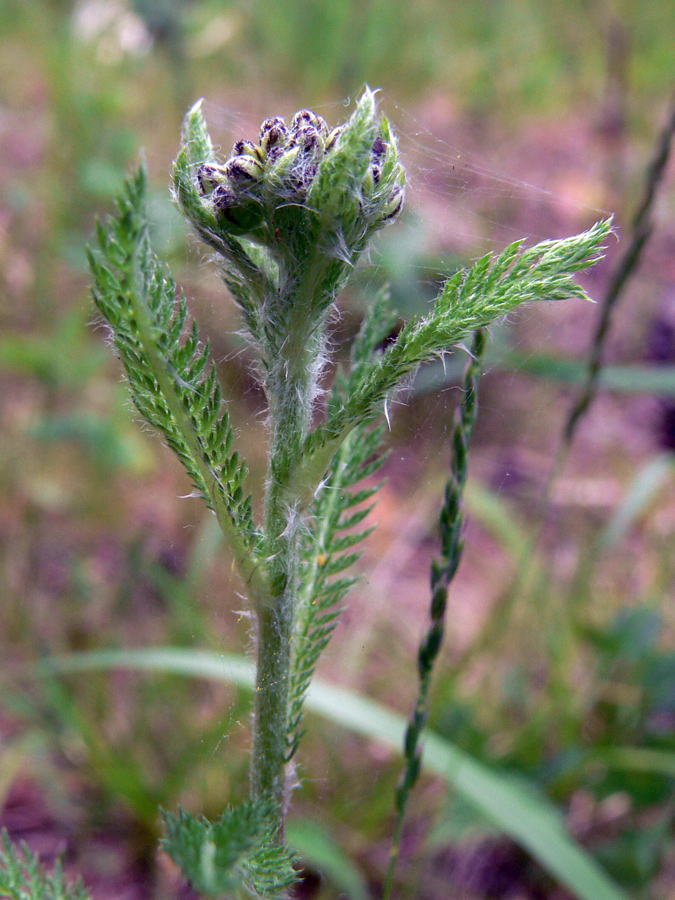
[260,117,288,151]
[212,184,264,234]
[197,163,227,196]
[372,135,387,161]
[266,144,287,164]
[232,139,263,161]
[300,164,319,188]
[294,125,320,154]
[370,135,388,185]
[211,184,237,210]
[291,109,322,133]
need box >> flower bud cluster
[173,91,407,348]
[191,102,405,241]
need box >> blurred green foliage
[426,469,675,895]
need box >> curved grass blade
[31,648,628,900]
[286,821,372,900]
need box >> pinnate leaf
[161,804,297,899]
[0,831,91,900]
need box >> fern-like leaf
[301,220,612,487]
[287,289,398,758]
[0,832,91,900]
[161,804,297,900]
[88,164,264,595]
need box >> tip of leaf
[187,98,205,118]
[380,114,392,140]
[357,85,377,117]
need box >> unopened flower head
[174,88,406,254]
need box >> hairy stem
[251,343,316,831]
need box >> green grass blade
[31,648,628,900]
[33,648,257,686]
[596,746,675,778]
[500,351,675,397]
[597,454,674,551]
[286,821,372,900]
[463,481,531,560]
[413,352,675,399]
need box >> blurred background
[2,0,675,897]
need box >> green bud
[379,184,405,223]
[266,144,303,195]
[259,117,288,159]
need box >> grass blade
[597,746,675,778]
[500,351,675,397]
[31,648,628,900]
[597,454,674,551]
[286,821,372,900]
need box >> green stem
[251,344,315,830]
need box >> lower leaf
[161,803,297,899]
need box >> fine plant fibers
[6,89,609,898]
